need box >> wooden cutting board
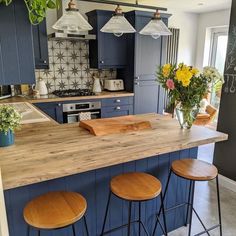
[79,115,152,136]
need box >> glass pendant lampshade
[100,5,136,37]
[52,0,93,33]
[139,10,172,39]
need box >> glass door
[209,28,228,122]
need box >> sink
[3,102,50,124]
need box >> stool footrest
[160,202,221,236]
[194,224,221,236]
[101,219,149,236]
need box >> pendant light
[52,0,93,33]
[139,10,172,39]
[100,5,136,37]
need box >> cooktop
[52,89,95,98]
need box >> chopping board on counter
[79,115,152,136]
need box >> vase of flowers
[157,63,216,129]
[0,105,21,147]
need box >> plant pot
[176,105,199,129]
[0,130,15,147]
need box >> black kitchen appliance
[52,89,95,98]
[0,85,12,99]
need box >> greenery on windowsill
[0,105,21,135]
[0,0,60,25]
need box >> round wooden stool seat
[24,191,87,230]
[110,172,162,201]
[171,159,218,181]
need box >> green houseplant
[157,63,214,129]
[0,0,59,25]
[0,105,21,147]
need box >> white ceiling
[113,0,232,13]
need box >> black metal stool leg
[158,170,172,217]
[139,201,141,236]
[101,191,112,235]
[72,224,76,236]
[84,216,89,236]
[185,180,193,226]
[161,191,168,236]
[127,201,132,236]
[188,181,195,236]
[38,229,40,236]
[216,175,222,236]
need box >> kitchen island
[0,114,228,236]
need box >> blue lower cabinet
[101,105,133,118]
[33,102,63,123]
[4,148,198,236]
[101,96,134,118]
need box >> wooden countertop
[0,91,134,104]
[0,114,228,190]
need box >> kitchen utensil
[93,76,102,93]
[79,115,152,136]
[35,78,48,96]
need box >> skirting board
[219,174,236,193]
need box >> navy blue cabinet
[101,96,134,118]
[33,20,49,69]
[101,105,133,118]
[34,102,63,123]
[34,96,134,122]
[0,0,35,85]
[118,11,170,115]
[87,10,127,69]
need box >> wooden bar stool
[23,191,89,236]
[155,159,222,236]
[100,172,168,236]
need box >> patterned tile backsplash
[35,40,117,93]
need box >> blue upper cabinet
[86,10,127,69]
[0,0,35,85]
[33,19,49,69]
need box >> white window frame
[209,27,228,68]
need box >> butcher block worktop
[1,91,134,104]
[0,114,228,190]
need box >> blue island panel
[4,147,198,236]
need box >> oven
[0,85,12,100]
[62,101,101,123]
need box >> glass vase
[0,130,15,147]
[175,105,199,129]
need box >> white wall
[168,9,198,65]
[46,2,199,66]
[195,9,231,69]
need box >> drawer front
[101,105,134,118]
[102,96,133,107]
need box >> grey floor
[169,144,236,236]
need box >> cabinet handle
[135,76,140,80]
[134,82,140,85]
[58,103,62,107]
[100,60,104,64]
[116,99,121,103]
[43,60,47,64]
[116,106,121,110]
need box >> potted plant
[0,105,21,147]
[0,0,59,25]
[157,63,223,129]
